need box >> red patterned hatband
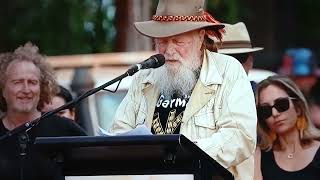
[152,15,207,22]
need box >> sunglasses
[257,97,296,121]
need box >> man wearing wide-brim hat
[214,22,264,74]
[109,1,257,180]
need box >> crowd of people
[0,0,320,180]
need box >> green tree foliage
[0,0,115,55]
[1,0,319,56]
[206,0,245,23]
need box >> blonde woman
[254,75,320,180]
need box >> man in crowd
[214,22,263,75]
[0,42,86,180]
[108,0,257,179]
[212,22,264,93]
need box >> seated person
[254,75,320,180]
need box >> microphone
[127,54,165,75]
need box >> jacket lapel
[182,81,217,123]
[142,80,159,130]
[182,50,222,123]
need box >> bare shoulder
[254,146,262,165]
[311,140,320,163]
[306,140,320,158]
[313,140,320,149]
[254,146,263,180]
[255,146,262,156]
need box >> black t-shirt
[151,94,190,134]
[261,147,320,180]
[0,115,87,180]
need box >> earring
[296,116,307,138]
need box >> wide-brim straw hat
[134,0,225,38]
[214,22,264,54]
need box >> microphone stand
[0,68,138,142]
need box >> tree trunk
[115,0,152,52]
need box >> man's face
[230,52,253,74]
[152,30,205,97]
[3,61,41,114]
[242,53,253,74]
[155,30,204,73]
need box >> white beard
[152,51,202,98]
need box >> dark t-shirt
[261,147,320,180]
[0,115,87,180]
[151,94,190,134]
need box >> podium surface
[34,134,233,180]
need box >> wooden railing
[46,51,155,69]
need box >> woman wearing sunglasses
[254,75,320,180]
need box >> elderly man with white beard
[108,0,257,180]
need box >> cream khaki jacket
[109,50,257,180]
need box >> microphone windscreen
[152,54,165,68]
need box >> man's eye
[13,81,21,84]
[158,41,167,46]
[176,41,186,46]
[30,80,39,85]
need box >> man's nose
[164,41,176,56]
[22,82,31,92]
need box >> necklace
[287,144,296,159]
[287,153,294,159]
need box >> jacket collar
[199,50,223,85]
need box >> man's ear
[199,29,206,42]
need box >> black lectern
[34,134,233,180]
